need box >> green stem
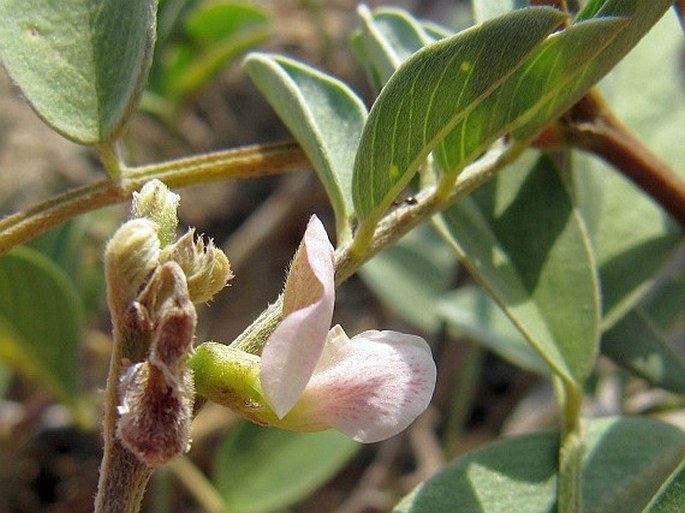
[554,377,584,513]
[167,456,230,513]
[0,142,308,255]
[98,141,124,179]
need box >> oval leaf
[356,5,433,88]
[0,0,158,144]
[214,421,360,513]
[601,266,685,393]
[434,152,600,384]
[351,6,565,224]
[245,53,367,240]
[395,416,685,513]
[0,247,84,407]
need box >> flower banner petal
[260,216,336,418]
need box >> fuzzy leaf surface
[0,0,158,143]
[245,53,367,239]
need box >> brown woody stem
[564,93,685,229]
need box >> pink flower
[260,216,436,443]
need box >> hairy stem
[554,377,584,513]
[94,320,153,513]
[0,142,308,255]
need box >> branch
[0,142,308,255]
[563,92,685,229]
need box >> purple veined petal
[260,215,336,418]
[299,326,437,443]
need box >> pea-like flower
[192,216,436,443]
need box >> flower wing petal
[303,328,436,443]
[260,216,335,418]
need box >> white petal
[260,216,335,418]
[301,328,436,443]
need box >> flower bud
[160,230,232,303]
[117,362,194,466]
[105,218,160,317]
[132,179,180,247]
[116,262,197,465]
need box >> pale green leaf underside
[641,459,685,513]
[0,247,84,405]
[602,309,685,393]
[356,5,432,88]
[214,421,359,513]
[0,0,158,144]
[245,53,367,239]
[352,6,565,223]
[395,416,685,513]
[438,287,551,377]
[435,152,600,384]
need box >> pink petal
[260,216,335,418]
[299,326,436,443]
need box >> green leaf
[573,12,685,329]
[603,310,685,393]
[356,5,433,88]
[0,247,84,407]
[438,287,551,377]
[351,6,565,225]
[245,53,367,240]
[435,16,627,175]
[642,459,685,513]
[359,223,456,334]
[434,152,600,384]
[162,2,270,101]
[514,0,674,140]
[214,421,360,513]
[0,0,158,144]
[0,361,11,398]
[395,416,685,513]
[601,269,685,393]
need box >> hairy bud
[116,262,197,466]
[160,229,232,303]
[132,179,180,247]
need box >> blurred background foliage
[0,1,682,512]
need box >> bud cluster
[104,180,232,465]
